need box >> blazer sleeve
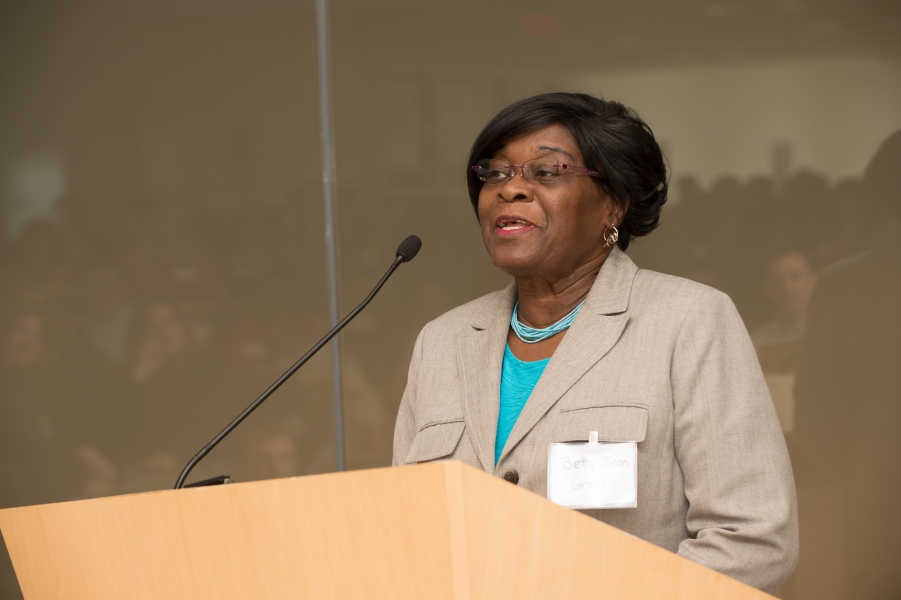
[671,288,799,593]
[392,327,425,466]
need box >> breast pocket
[404,419,466,464]
[555,404,648,443]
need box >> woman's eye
[533,168,557,180]
[486,170,507,181]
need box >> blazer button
[503,469,519,485]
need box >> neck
[514,249,611,328]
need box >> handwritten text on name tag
[547,441,638,509]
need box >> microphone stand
[174,244,416,489]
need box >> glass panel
[330,2,901,598]
[0,2,328,596]
[2,0,900,597]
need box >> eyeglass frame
[471,157,605,186]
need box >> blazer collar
[457,247,640,472]
[455,283,515,471]
[585,246,637,316]
[469,283,516,331]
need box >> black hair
[466,92,668,251]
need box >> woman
[393,93,797,592]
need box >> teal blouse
[495,344,550,464]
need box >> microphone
[174,235,423,489]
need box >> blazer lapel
[498,248,639,463]
[456,283,516,473]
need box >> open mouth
[495,215,536,235]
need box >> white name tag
[547,432,637,509]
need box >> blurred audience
[82,265,136,366]
[751,249,818,433]
[2,136,900,598]
[753,249,818,346]
[0,312,82,506]
[237,420,306,481]
[795,129,901,600]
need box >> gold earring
[603,225,619,248]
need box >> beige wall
[574,57,901,188]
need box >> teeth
[500,220,528,229]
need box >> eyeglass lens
[475,159,562,184]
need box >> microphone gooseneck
[174,235,422,489]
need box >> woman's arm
[671,288,798,593]
[392,328,425,466]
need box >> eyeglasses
[472,158,604,186]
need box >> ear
[609,198,629,226]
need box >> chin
[489,252,541,277]
[483,234,544,273]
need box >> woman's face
[477,124,619,282]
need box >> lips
[494,214,536,236]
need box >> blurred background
[1,0,900,598]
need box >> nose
[497,171,532,203]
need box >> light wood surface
[0,462,774,599]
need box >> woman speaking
[393,93,797,592]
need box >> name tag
[547,432,637,509]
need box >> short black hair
[466,92,668,251]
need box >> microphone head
[396,235,422,263]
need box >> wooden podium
[0,462,771,599]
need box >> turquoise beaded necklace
[510,300,586,344]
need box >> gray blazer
[393,248,798,593]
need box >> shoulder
[817,249,875,291]
[626,268,745,343]
[632,268,733,313]
[815,242,899,298]
[807,239,901,323]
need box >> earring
[603,225,619,248]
